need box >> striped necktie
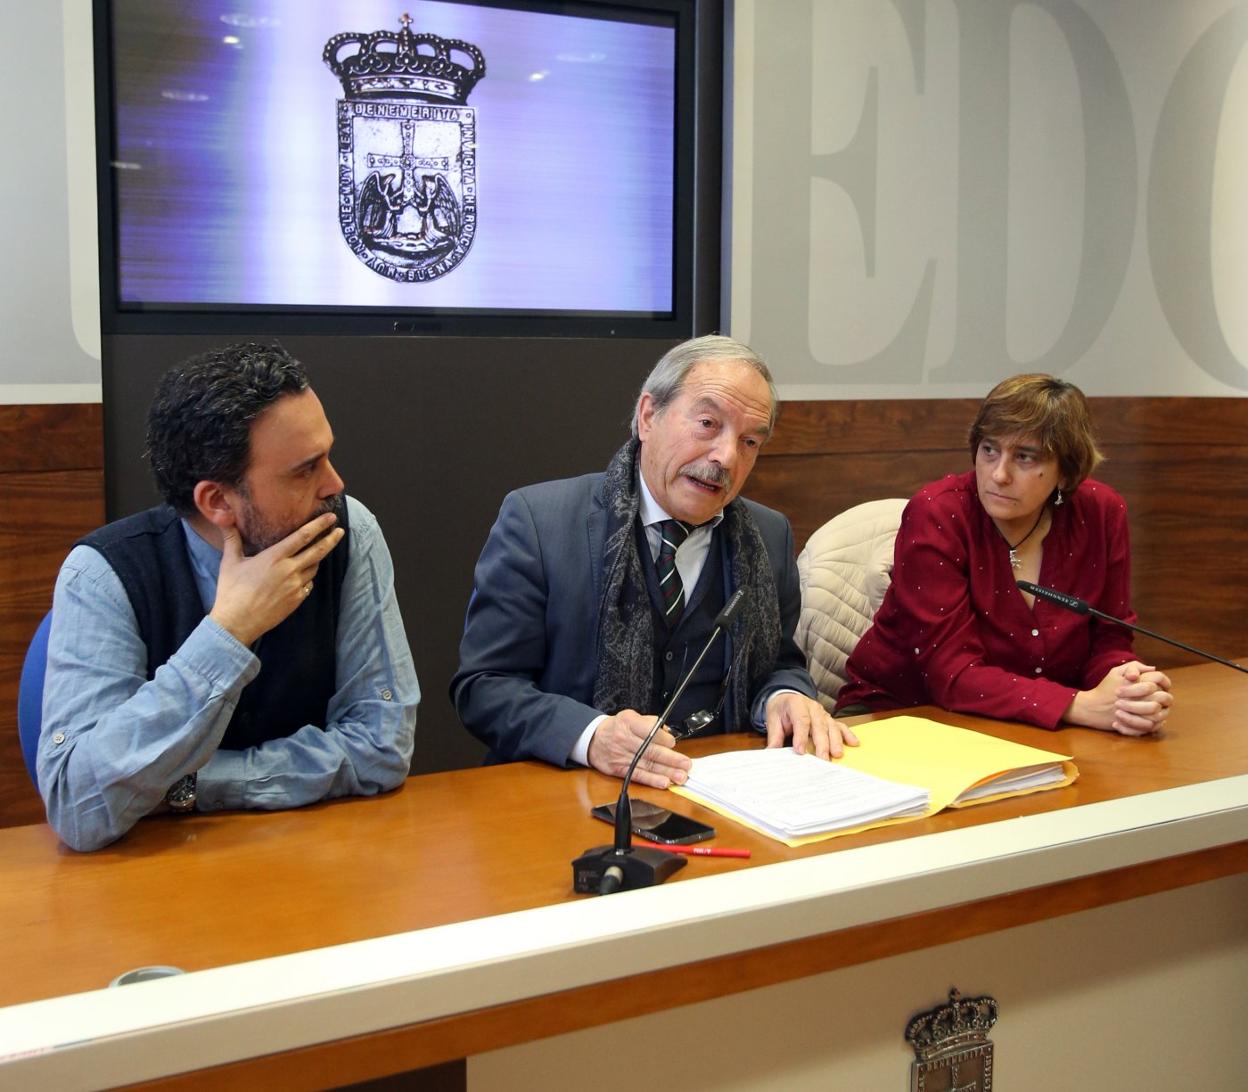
[655,519,693,624]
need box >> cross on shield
[324,19,485,283]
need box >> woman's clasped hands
[1066,661,1173,736]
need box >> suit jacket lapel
[587,475,608,623]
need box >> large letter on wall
[1148,5,1248,391]
[934,0,1136,382]
[749,0,934,384]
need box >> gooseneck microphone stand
[572,590,748,895]
[1016,581,1247,674]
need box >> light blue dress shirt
[37,495,420,852]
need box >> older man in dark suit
[451,335,856,788]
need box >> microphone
[1016,581,1248,674]
[572,589,748,895]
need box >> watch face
[165,774,198,813]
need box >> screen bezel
[92,0,705,339]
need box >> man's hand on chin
[587,709,692,789]
[765,692,859,760]
[210,512,344,646]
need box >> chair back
[796,499,907,709]
[17,611,53,788]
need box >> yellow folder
[840,715,1078,811]
[672,716,1077,846]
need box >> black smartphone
[591,800,715,845]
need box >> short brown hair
[968,374,1103,490]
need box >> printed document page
[679,748,929,843]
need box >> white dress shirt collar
[637,471,725,533]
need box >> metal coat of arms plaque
[905,987,999,1092]
[324,14,485,282]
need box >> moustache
[316,493,346,520]
[306,493,346,546]
[680,463,731,491]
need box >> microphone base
[572,845,686,895]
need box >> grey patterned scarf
[591,439,782,728]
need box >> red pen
[631,841,751,859]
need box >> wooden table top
[1,659,1245,1011]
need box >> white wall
[0,0,99,403]
[730,0,1248,398]
[7,1,1248,404]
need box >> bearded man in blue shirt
[38,343,419,851]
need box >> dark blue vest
[639,521,736,734]
[79,505,349,751]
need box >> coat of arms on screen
[905,988,998,1092]
[324,14,485,282]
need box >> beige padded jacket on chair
[795,498,908,710]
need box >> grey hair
[630,334,777,439]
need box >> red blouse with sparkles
[836,472,1137,728]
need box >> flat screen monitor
[95,0,703,336]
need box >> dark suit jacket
[451,472,817,766]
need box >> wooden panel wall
[0,396,1242,830]
[0,405,104,829]
[749,396,1248,671]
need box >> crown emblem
[324,13,486,103]
[905,988,999,1060]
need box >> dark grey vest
[79,504,349,750]
[639,521,735,733]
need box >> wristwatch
[165,774,198,813]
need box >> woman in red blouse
[836,374,1174,735]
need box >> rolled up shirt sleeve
[39,547,259,851]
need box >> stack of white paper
[682,748,929,842]
[953,762,1067,803]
